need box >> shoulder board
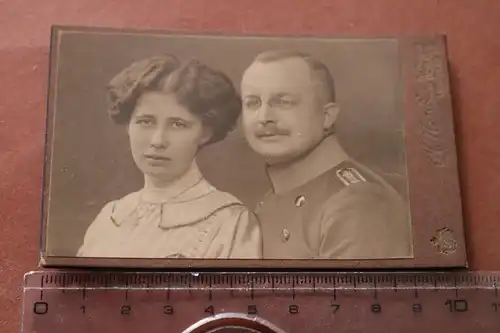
[334,161,368,186]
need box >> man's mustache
[254,124,290,137]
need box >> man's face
[241,58,328,165]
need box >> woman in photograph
[77,54,262,259]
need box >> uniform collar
[266,135,349,194]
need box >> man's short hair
[252,50,336,104]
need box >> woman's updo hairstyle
[106,54,242,145]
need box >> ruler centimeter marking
[26,272,494,291]
[23,272,500,292]
[22,271,500,333]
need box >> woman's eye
[171,121,188,129]
[136,119,154,126]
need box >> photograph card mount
[39,25,466,269]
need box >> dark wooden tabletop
[1,1,500,332]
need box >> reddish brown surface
[1,1,500,332]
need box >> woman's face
[128,92,211,185]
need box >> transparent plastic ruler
[21,270,500,332]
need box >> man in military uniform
[240,50,413,259]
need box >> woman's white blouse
[77,179,262,259]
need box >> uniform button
[281,228,291,242]
[295,195,306,207]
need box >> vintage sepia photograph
[39,26,466,268]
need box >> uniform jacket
[77,163,262,259]
[256,135,413,260]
